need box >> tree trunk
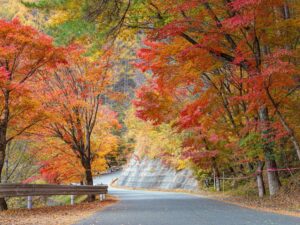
[259,107,281,196]
[265,157,281,196]
[83,159,95,202]
[0,147,7,210]
[0,144,5,183]
[256,161,266,198]
[0,91,9,211]
[83,131,95,202]
[212,159,221,192]
[0,144,7,210]
[0,197,7,211]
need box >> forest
[0,0,299,213]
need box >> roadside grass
[219,172,300,214]
[7,194,89,209]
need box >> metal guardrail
[0,183,108,209]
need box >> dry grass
[213,174,300,217]
[0,196,118,225]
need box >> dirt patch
[0,196,118,225]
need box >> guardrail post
[70,195,75,205]
[27,196,32,209]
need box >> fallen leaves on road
[0,196,118,225]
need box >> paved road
[76,173,300,225]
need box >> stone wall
[117,157,199,191]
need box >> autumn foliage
[0,18,120,209]
[31,47,120,186]
[133,0,300,196]
[0,0,300,211]
[0,18,67,210]
[30,0,300,198]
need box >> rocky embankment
[117,157,198,191]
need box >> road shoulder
[0,196,118,225]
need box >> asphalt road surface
[75,172,300,225]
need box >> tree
[35,46,117,201]
[30,108,119,185]
[0,18,64,210]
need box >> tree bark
[212,159,221,192]
[0,90,9,211]
[0,198,7,211]
[83,159,95,202]
[84,131,95,202]
[256,161,266,198]
[265,157,281,196]
[0,145,7,210]
[0,143,7,210]
[259,107,281,196]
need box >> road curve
[75,173,300,225]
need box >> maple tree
[0,18,65,210]
[31,108,119,185]
[30,46,119,201]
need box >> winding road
[75,172,300,225]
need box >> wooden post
[27,196,32,209]
[70,195,75,205]
[99,194,103,201]
[103,194,106,200]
